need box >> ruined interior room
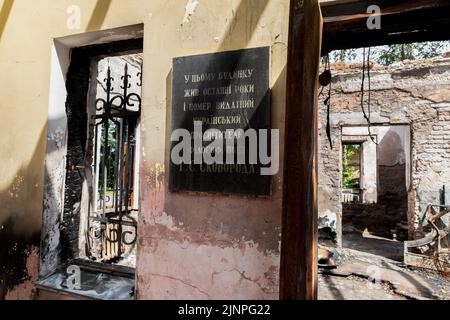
[313,0,450,300]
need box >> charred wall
[0,219,40,300]
[60,48,90,262]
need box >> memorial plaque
[169,47,271,195]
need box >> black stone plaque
[169,47,271,195]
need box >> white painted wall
[362,140,377,203]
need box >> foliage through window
[342,143,361,189]
[324,41,450,65]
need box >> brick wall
[318,58,450,243]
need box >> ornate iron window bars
[86,64,142,263]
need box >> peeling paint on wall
[137,212,280,299]
[182,0,200,25]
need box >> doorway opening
[316,41,450,300]
[341,125,410,261]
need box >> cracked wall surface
[137,0,289,299]
[318,57,450,243]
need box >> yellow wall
[0,0,153,236]
[0,0,289,299]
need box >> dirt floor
[318,246,449,300]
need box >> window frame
[60,38,144,269]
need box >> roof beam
[320,0,450,54]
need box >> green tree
[325,41,448,66]
[332,49,357,63]
[342,144,361,189]
[376,42,447,65]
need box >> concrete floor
[343,230,404,261]
[318,246,449,300]
[319,273,406,300]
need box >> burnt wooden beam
[321,0,450,21]
[280,0,322,300]
[321,0,450,54]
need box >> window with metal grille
[37,33,144,300]
[82,54,142,267]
